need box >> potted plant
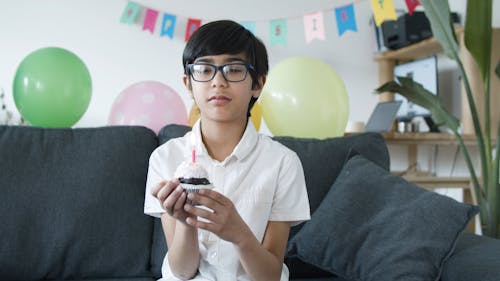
[376,0,500,238]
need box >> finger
[184,203,216,222]
[172,190,187,213]
[151,180,167,197]
[162,185,184,213]
[189,191,231,215]
[188,218,218,234]
[187,192,219,212]
[156,180,179,201]
[199,189,229,206]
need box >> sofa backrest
[152,124,390,278]
[0,125,158,280]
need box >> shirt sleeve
[270,151,311,226]
[144,149,166,218]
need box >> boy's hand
[151,179,191,223]
[183,189,252,245]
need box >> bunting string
[120,0,420,46]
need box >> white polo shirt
[144,120,310,281]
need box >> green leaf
[375,77,460,131]
[465,0,492,81]
[420,0,459,60]
[496,61,500,78]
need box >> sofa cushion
[441,232,500,281]
[287,155,479,281]
[0,126,158,280]
[155,125,390,279]
[274,133,390,238]
[275,133,389,278]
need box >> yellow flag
[370,0,397,26]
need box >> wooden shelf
[379,133,478,191]
[373,28,464,62]
[381,132,478,145]
[401,175,471,189]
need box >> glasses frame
[186,62,255,82]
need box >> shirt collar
[189,119,258,164]
[232,120,258,161]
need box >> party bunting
[405,0,420,15]
[303,12,325,44]
[185,18,202,42]
[143,8,159,33]
[270,19,287,46]
[335,4,358,36]
[240,21,257,34]
[161,13,176,38]
[370,0,397,26]
[120,2,140,24]
[120,0,412,48]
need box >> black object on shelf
[381,12,432,50]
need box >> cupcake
[174,160,214,205]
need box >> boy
[144,20,310,281]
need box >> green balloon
[13,47,92,127]
[260,57,349,139]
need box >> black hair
[183,20,269,116]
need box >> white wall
[1,0,498,180]
[0,0,402,129]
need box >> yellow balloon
[250,102,262,131]
[187,102,262,131]
[260,57,349,139]
[188,104,199,127]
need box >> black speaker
[381,12,432,50]
[401,12,433,43]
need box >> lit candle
[191,131,196,163]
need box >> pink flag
[303,12,325,44]
[142,8,159,33]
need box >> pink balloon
[108,81,188,134]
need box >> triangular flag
[142,8,159,33]
[405,0,420,15]
[240,21,256,34]
[270,19,287,46]
[185,18,202,42]
[120,2,140,24]
[335,4,358,36]
[161,13,176,39]
[370,0,397,26]
[303,12,325,44]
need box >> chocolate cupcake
[174,161,214,205]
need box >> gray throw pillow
[287,155,479,281]
[0,126,157,280]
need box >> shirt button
[210,251,217,259]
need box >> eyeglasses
[186,63,254,82]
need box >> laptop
[365,101,402,132]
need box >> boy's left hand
[183,189,251,245]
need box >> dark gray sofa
[1,124,499,281]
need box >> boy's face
[183,53,263,125]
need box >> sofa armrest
[441,232,500,281]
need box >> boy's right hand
[151,179,190,223]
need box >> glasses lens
[189,63,249,82]
[222,64,247,82]
[191,64,216,82]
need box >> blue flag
[335,4,357,36]
[240,21,256,34]
[161,13,176,39]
